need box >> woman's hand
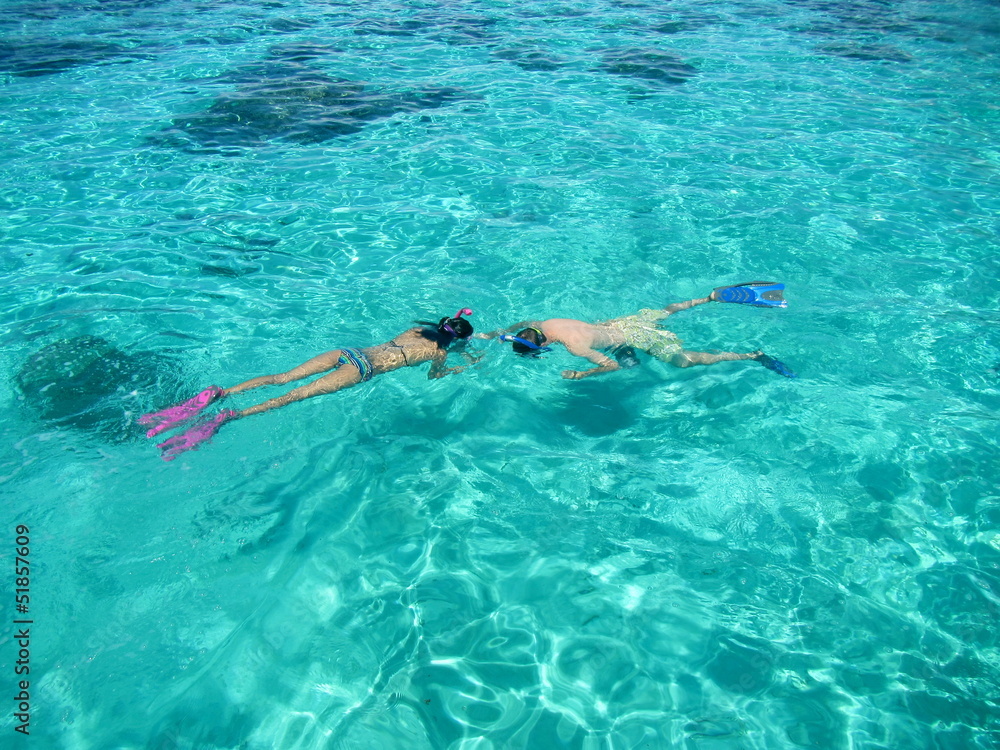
[430,365,465,379]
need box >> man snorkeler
[488,282,796,380]
[140,309,476,460]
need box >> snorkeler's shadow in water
[549,375,655,437]
[16,335,184,443]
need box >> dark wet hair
[414,315,474,347]
[512,327,546,355]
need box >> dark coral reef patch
[492,47,565,72]
[596,48,698,85]
[152,49,473,153]
[0,38,149,77]
[351,14,499,46]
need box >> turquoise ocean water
[1,0,999,747]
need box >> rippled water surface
[1,0,999,747]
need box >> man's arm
[561,345,621,380]
[474,321,537,340]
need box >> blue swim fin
[757,354,797,379]
[714,281,787,308]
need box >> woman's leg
[238,364,363,417]
[223,350,345,396]
[669,349,762,368]
[154,350,363,460]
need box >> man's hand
[477,321,535,340]
[562,370,587,380]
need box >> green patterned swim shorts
[608,308,683,361]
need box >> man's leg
[661,295,714,315]
[669,349,762,368]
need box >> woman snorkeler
[140,309,475,460]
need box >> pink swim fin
[157,409,239,461]
[139,386,224,438]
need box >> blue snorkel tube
[499,333,552,354]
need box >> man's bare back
[489,291,795,380]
